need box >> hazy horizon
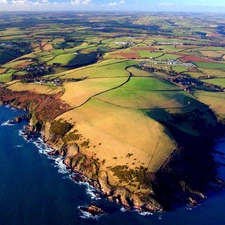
[0,0,225,13]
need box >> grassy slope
[57,98,176,175]
[61,78,128,107]
[199,68,225,77]
[194,90,225,118]
[51,59,138,79]
[96,77,185,109]
[7,81,63,94]
[195,62,225,69]
[203,78,225,88]
[0,73,13,82]
[47,53,77,66]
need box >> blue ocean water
[0,105,225,225]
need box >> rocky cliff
[1,86,225,211]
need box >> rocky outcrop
[78,204,106,216]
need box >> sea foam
[86,186,101,200]
[18,130,102,204]
[1,120,14,126]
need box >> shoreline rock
[78,204,106,216]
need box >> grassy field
[203,78,225,88]
[47,53,77,66]
[0,72,13,83]
[138,52,163,58]
[43,43,54,51]
[194,90,225,118]
[7,81,63,94]
[96,77,186,109]
[57,98,176,174]
[60,78,128,107]
[13,71,27,76]
[54,59,138,79]
[154,45,182,52]
[157,54,180,60]
[2,60,25,69]
[3,60,33,69]
[0,68,7,74]
[195,62,225,69]
[38,55,55,64]
[50,49,67,55]
[172,66,188,73]
[199,50,225,58]
[199,68,225,77]
[127,66,171,79]
[127,67,153,77]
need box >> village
[139,59,196,67]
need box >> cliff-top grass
[57,98,176,175]
[193,90,225,118]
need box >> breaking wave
[1,120,14,126]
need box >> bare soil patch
[111,52,140,59]
[179,55,219,63]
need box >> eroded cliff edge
[1,87,225,212]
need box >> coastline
[1,87,225,212]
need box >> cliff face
[0,87,224,211]
[0,88,72,122]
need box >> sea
[1,105,225,225]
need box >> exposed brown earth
[14,61,33,69]
[130,47,158,51]
[111,52,140,59]
[179,55,219,63]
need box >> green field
[50,49,66,55]
[61,77,128,107]
[157,54,180,60]
[97,77,185,109]
[172,66,188,73]
[127,67,153,77]
[138,52,163,58]
[194,90,225,118]
[203,78,225,88]
[154,45,182,52]
[47,53,77,66]
[195,62,225,69]
[184,72,203,78]
[0,72,13,82]
[199,68,225,77]
[55,59,138,79]
[13,71,27,76]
